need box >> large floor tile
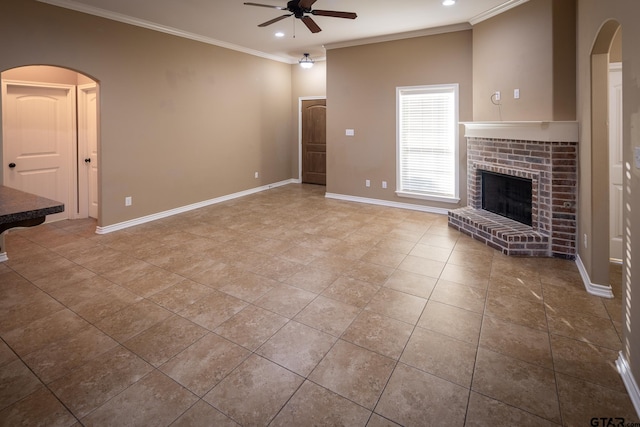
[479,315,553,369]
[49,345,153,418]
[170,400,239,427]
[550,334,625,392]
[375,363,468,427]
[547,310,621,350]
[418,300,482,344]
[485,292,547,331]
[23,325,118,384]
[124,315,208,367]
[400,327,476,387]
[556,373,640,426]
[0,359,43,411]
[0,387,76,427]
[160,333,250,396]
[204,354,303,426]
[82,370,198,426]
[341,311,413,360]
[382,269,437,299]
[214,305,288,351]
[309,340,395,410]
[365,288,427,325]
[257,321,336,377]
[294,295,360,336]
[270,380,371,426]
[465,391,560,427]
[472,348,561,424]
[429,279,486,313]
[321,276,380,308]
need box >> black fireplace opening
[481,171,532,226]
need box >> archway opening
[590,20,625,297]
[1,65,100,222]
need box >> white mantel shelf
[461,121,579,143]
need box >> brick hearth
[448,122,578,259]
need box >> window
[396,84,459,203]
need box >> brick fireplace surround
[448,122,579,259]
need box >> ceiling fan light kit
[299,53,314,68]
[244,0,357,34]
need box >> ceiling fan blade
[244,2,287,10]
[258,14,292,27]
[301,16,322,33]
[298,0,318,9]
[312,10,357,19]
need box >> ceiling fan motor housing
[288,0,308,18]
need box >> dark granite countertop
[0,186,65,226]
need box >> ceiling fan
[244,0,357,34]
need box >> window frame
[395,83,460,204]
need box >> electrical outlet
[494,91,501,101]
[365,179,370,187]
[382,181,387,189]
[254,172,259,179]
[514,88,520,99]
[346,129,355,136]
[125,196,132,206]
[583,233,588,249]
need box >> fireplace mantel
[461,121,579,143]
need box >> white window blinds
[397,84,459,202]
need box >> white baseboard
[575,254,614,299]
[95,179,297,234]
[324,192,450,215]
[616,352,640,419]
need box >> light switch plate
[346,129,355,136]
[635,146,640,169]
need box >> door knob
[8,163,15,168]
[84,158,91,163]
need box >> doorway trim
[298,96,326,182]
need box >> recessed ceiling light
[442,0,455,5]
[275,32,285,37]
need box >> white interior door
[78,83,98,219]
[608,62,623,262]
[2,80,76,222]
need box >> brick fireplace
[448,122,579,259]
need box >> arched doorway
[1,65,99,221]
[591,20,624,290]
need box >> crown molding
[324,23,471,51]
[37,0,291,64]
[469,0,530,26]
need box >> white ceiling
[38,0,528,63]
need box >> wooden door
[78,83,99,219]
[609,63,623,262]
[2,81,76,222]
[302,99,326,185]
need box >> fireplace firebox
[481,171,532,226]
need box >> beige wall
[473,0,576,121]
[0,1,293,226]
[325,30,473,208]
[576,0,640,396]
[291,61,327,179]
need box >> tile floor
[0,184,638,426]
